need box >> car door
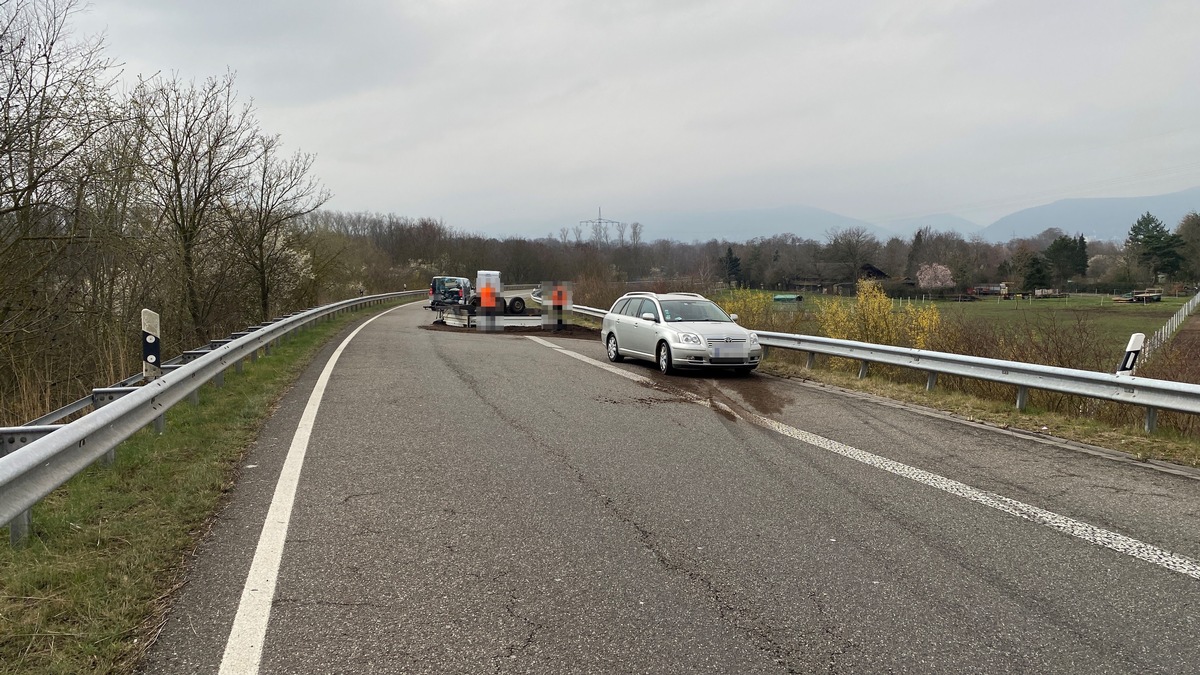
[614,298,646,357]
[627,298,659,356]
[606,297,630,344]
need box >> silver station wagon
[600,292,763,375]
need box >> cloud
[74,0,1200,236]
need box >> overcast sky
[75,0,1200,239]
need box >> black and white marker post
[142,309,166,433]
[142,309,161,381]
[1116,332,1144,376]
[1115,332,1162,432]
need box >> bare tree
[136,71,262,341]
[0,0,124,422]
[615,221,626,246]
[629,221,642,247]
[824,226,881,281]
[224,134,330,321]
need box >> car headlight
[680,332,703,345]
[749,332,759,345]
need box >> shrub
[815,280,940,349]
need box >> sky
[73,0,1200,240]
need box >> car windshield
[659,300,732,322]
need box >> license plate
[712,345,747,358]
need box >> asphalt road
[141,302,1200,674]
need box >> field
[718,290,1188,361]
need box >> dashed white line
[219,304,409,674]
[529,336,1200,581]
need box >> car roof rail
[670,292,705,298]
[623,291,657,297]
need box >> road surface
[140,302,1200,673]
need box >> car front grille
[704,336,747,346]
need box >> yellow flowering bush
[816,280,939,349]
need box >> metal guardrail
[553,296,1199,434]
[0,291,424,545]
[754,331,1200,427]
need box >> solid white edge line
[531,338,1200,582]
[219,304,408,674]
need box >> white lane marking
[220,306,406,674]
[529,337,1200,581]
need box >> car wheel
[657,341,674,375]
[606,334,624,362]
[509,297,526,314]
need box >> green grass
[935,293,1185,355]
[0,300,415,675]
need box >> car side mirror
[641,312,656,322]
[730,313,739,322]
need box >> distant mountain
[640,205,893,243]
[495,186,1200,245]
[978,187,1200,243]
[881,213,981,239]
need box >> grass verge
[0,300,415,674]
[760,359,1200,468]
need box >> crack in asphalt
[808,590,857,674]
[340,491,377,504]
[479,571,546,672]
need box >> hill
[978,187,1200,242]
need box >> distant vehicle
[968,283,1010,297]
[426,272,528,314]
[1112,288,1163,303]
[428,276,472,307]
[600,291,762,375]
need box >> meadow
[723,290,1187,359]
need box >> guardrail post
[188,389,200,406]
[805,352,816,369]
[8,510,30,548]
[2,425,63,545]
[857,360,869,379]
[1015,386,1029,412]
[154,414,165,434]
[214,370,225,388]
[1145,406,1158,434]
[925,372,938,391]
